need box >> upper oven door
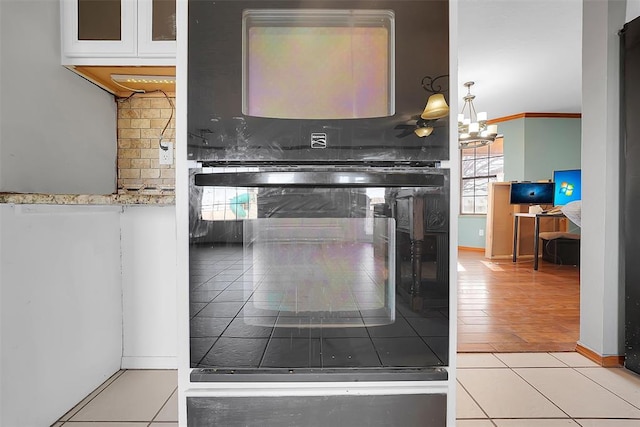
[187,0,450,164]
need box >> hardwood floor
[456,248,580,352]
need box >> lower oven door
[186,166,451,425]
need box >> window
[461,137,504,214]
[200,167,260,221]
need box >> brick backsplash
[117,93,176,194]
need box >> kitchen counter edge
[0,193,175,206]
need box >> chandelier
[458,81,498,149]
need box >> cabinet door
[61,0,137,57]
[137,0,176,57]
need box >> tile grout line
[548,352,574,367]
[511,352,640,418]
[570,365,640,413]
[192,274,242,367]
[508,362,575,420]
[257,299,279,369]
[454,352,640,424]
[455,377,493,422]
[57,369,127,423]
[149,386,179,425]
[455,416,499,427]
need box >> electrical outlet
[159,142,173,165]
[479,229,485,237]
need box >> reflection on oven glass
[242,9,394,119]
[243,218,394,327]
[189,178,449,371]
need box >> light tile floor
[54,352,640,426]
[458,352,640,426]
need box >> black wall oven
[187,166,450,425]
[184,0,452,425]
[187,0,450,164]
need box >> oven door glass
[243,217,396,327]
[242,9,394,119]
[189,167,449,376]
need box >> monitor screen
[509,182,555,205]
[553,169,581,206]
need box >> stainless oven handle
[194,171,445,187]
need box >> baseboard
[486,254,515,260]
[576,343,624,367]
[458,246,485,252]
[121,356,178,369]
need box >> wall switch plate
[159,142,173,165]
[479,229,485,237]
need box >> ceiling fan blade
[394,124,415,130]
[395,128,415,138]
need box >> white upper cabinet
[138,0,176,56]
[61,0,176,65]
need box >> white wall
[580,0,626,357]
[628,0,640,21]
[0,0,116,194]
[121,205,178,368]
[0,0,3,195]
[0,204,123,427]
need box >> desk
[513,212,565,270]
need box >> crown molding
[488,112,582,124]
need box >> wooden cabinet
[485,182,513,259]
[393,189,449,310]
[61,0,176,65]
[485,182,567,259]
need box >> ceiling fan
[394,114,446,138]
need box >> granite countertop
[0,192,175,205]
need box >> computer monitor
[509,182,555,205]
[553,169,581,206]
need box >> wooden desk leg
[533,216,540,270]
[513,215,519,262]
[410,239,424,311]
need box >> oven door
[188,166,450,382]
